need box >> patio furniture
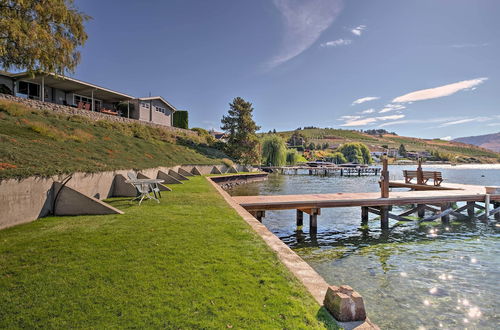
[77,101,84,109]
[125,177,165,204]
[84,103,91,110]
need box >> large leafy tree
[262,134,286,166]
[221,97,261,165]
[337,142,373,164]
[0,0,89,74]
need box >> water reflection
[228,165,500,329]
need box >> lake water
[228,165,500,329]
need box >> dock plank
[232,183,499,211]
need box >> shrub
[337,142,372,164]
[262,135,287,166]
[221,158,234,167]
[173,110,189,129]
[286,149,299,165]
[0,100,28,117]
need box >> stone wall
[0,93,197,136]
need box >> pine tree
[221,97,261,164]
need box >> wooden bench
[403,170,443,186]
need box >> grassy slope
[0,99,227,180]
[0,176,337,329]
[275,128,500,162]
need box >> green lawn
[0,176,337,329]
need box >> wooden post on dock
[380,157,389,198]
[380,206,389,229]
[441,203,450,223]
[467,201,475,218]
[417,158,424,185]
[494,202,500,220]
[417,204,425,218]
[296,209,303,227]
[361,207,369,225]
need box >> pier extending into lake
[262,165,380,176]
[235,160,500,231]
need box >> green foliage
[221,97,261,165]
[0,0,90,74]
[328,152,347,164]
[286,149,299,165]
[337,142,373,164]
[221,158,234,167]
[308,142,315,150]
[173,110,189,129]
[398,144,407,157]
[0,177,338,329]
[262,135,287,166]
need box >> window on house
[17,81,40,99]
[155,106,167,114]
[141,102,150,109]
[74,94,101,109]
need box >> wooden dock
[262,166,380,176]
[232,182,500,230]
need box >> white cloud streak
[352,96,379,105]
[360,108,375,114]
[379,104,406,113]
[340,114,405,127]
[268,0,343,68]
[377,117,457,128]
[438,117,489,127]
[320,38,351,47]
[451,43,489,48]
[351,25,366,36]
[392,78,488,103]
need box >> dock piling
[441,203,451,223]
[380,206,389,229]
[361,207,369,225]
[467,201,475,218]
[296,209,304,227]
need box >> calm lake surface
[228,165,500,329]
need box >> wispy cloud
[392,78,488,103]
[438,117,489,127]
[340,114,405,127]
[440,136,452,141]
[352,96,379,105]
[320,38,351,47]
[351,25,366,36]
[379,104,406,113]
[377,117,457,128]
[359,108,375,114]
[268,0,343,68]
[451,43,489,48]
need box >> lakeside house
[0,71,178,127]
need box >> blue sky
[72,0,500,139]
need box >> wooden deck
[231,182,500,230]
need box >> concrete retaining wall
[0,164,246,230]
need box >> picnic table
[125,178,165,204]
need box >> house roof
[137,96,177,112]
[1,71,134,102]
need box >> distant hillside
[270,128,500,163]
[0,99,228,180]
[453,132,500,152]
